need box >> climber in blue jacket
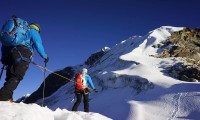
[0,17,48,102]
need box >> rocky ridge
[153,28,200,82]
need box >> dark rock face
[153,28,200,82]
[24,67,74,103]
[162,62,200,82]
[85,48,108,66]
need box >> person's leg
[0,60,30,101]
[83,93,89,112]
[72,91,82,111]
[0,76,20,101]
[0,46,31,101]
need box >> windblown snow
[1,26,200,120]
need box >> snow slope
[41,26,200,120]
[0,102,111,120]
[1,26,200,120]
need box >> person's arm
[86,75,95,89]
[31,29,47,59]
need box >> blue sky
[0,0,200,100]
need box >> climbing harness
[12,46,31,63]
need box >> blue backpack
[0,16,29,46]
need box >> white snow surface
[0,102,111,120]
[1,26,200,120]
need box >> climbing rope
[31,62,95,106]
[42,62,47,107]
[31,62,75,82]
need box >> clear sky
[0,0,200,100]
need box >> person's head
[30,23,41,33]
[82,68,88,74]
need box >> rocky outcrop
[153,28,200,82]
[162,62,200,82]
[85,47,110,66]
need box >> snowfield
[0,102,111,120]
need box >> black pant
[0,46,31,101]
[72,90,89,112]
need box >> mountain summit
[23,26,200,120]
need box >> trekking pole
[70,95,75,103]
[42,62,47,107]
[0,65,5,80]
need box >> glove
[44,57,49,63]
[93,89,98,93]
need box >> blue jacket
[84,74,95,89]
[1,28,47,60]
